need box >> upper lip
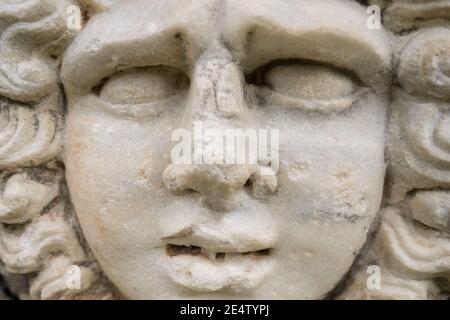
[161,223,277,253]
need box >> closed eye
[246,60,369,113]
[89,66,189,119]
[96,66,189,104]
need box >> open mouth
[162,223,276,292]
[166,244,271,261]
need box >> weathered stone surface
[0,0,449,300]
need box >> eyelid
[258,86,371,114]
[90,92,184,120]
[246,59,365,85]
[94,66,190,104]
[246,59,368,113]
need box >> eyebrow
[223,0,392,90]
[62,0,392,96]
[61,3,206,98]
[62,31,188,98]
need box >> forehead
[62,0,391,96]
[83,0,377,43]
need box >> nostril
[249,173,278,199]
[243,177,255,197]
[163,164,191,193]
[163,164,277,210]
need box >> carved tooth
[201,247,216,260]
[216,252,226,261]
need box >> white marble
[0,0,448,300]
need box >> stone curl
[0,0,113,300]
[398,28,450,101]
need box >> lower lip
[164,252,274,293]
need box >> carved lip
[161,223,276,292]
[161,223,277,254]
[163,246,275,293]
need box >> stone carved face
[61,0,390,299]
[2,0,449,300]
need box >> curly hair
[0,0,114,299]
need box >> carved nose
[163,164,277,211]
[189,45,245,118]
[163,44,277,211]
[163,164,253,211]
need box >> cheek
[63,102,176,248]
[262,101,386,293]
[279,149,385,222]
[267,96,387,223]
